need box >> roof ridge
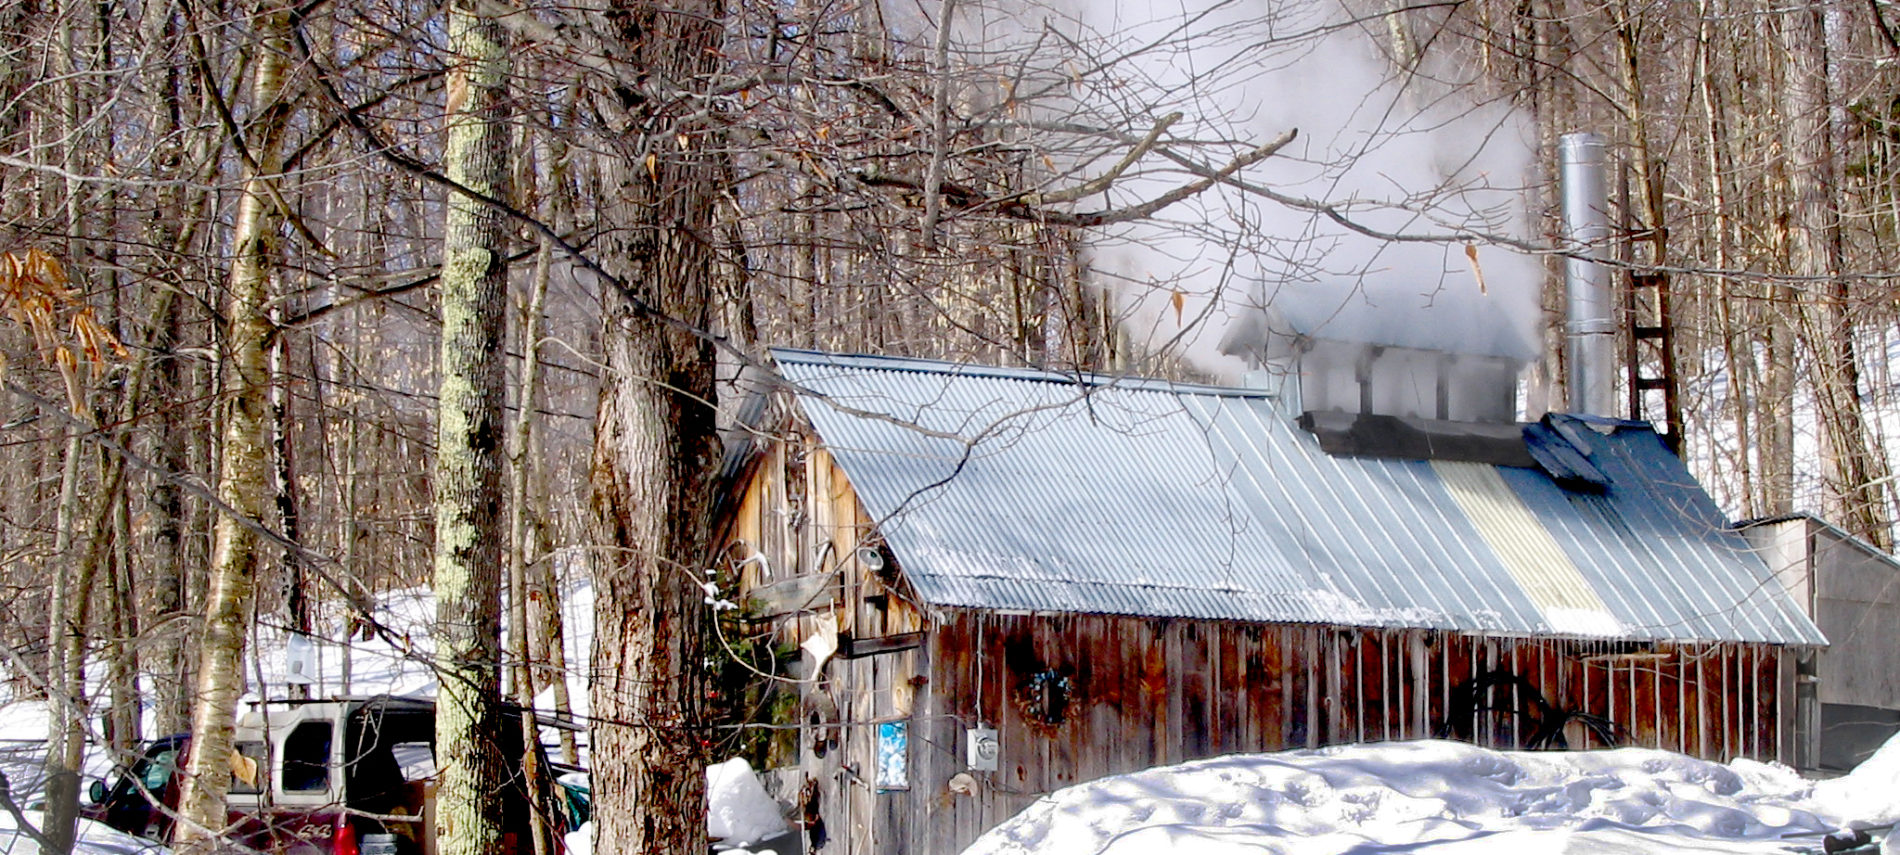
[768,347,1274,398]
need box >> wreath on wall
[1014,667,1077,731]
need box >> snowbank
[962,739,1856,855]
[1813,726,1900,828]
[0,811,169,855]
[706,758,789,847]
[561,757,790,854]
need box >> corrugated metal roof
[770,349,1826,645]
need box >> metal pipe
[1560,132,1618,416]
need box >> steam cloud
[1035,0,1544,378]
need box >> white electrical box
[966,726,999,771]
[284,632,316,687]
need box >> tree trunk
[273,328,312,694]
[1780,0,1893,544]
[38,1,95,847]
[432,4,513,855]
[525,129,580,766]
[174,4,295,847]
[107,467,140,752]
[143,45,219,731]
[585,1,725,851]
[508,213,555,855]
[40,414,88,855]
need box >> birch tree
[174,3,297,847]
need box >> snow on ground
[706,758,790,846]
[563,758,792,855]
[963,738,1900,855]
[0,572,597,851]
[0,812,168,855]
[1815,728,1900,832]
[0,704,117,805]
[0,573,596,767]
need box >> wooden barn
[715,348,1827,855]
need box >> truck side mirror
[87,780,107,805]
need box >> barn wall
[723,426,934,855]
[901,613,1785,855]
[762,609,1788,855]
[1742,516,1900,770]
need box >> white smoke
[1003,0,1545,378]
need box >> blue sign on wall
[876,721,908,791]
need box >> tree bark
[524,127,579,766]
[40,415,89,855]
[1780,0,1893,544]
[584,1,726,851]
[508,215,555,855]
[143,42,220,732]
[39,1,95,847]
[432,4,513,855]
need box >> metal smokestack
[1560,133,1617,417]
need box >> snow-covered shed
[717,348,1826,855]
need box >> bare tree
[569,0,727,847]
[21,4,1900,855]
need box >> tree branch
[854,127,1297,228]
[270,242,549,340]
[0,772,55,854]
[919,0,959,249]
[1032,112,1180,205]
[179,0,331,257]
[1871,0,1900,56]
[1,378,383,634]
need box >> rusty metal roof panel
[771,349,1825,645]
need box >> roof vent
[1219,302,1527,424]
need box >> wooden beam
[839,631,926,660]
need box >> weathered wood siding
[724,428,1791,855]
[723,425,932,855]
[904,613,1784,855]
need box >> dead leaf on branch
[72,310,129,373]
[0,249,126,380]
